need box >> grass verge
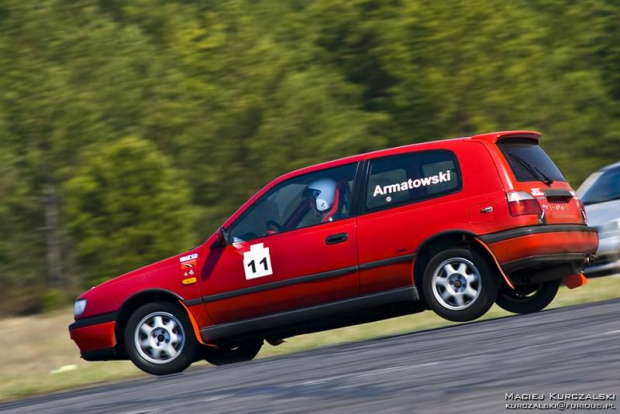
[1,275,618,402]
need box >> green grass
[1,275,618,402]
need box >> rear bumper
[479,225,598,273]
[69,313,120,361]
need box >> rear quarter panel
[357,140,510,292]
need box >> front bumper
[69,312,120,361]
[479,225,598,274]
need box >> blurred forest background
[1,0,619,314]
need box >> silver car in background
[577,161,620,276]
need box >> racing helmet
[303,178,337,212]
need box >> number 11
[247,258,269,273]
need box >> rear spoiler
[470,130,541,144]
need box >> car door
[200,163,360,324]
[356,150,462,294]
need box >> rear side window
[498,140,566,183]
[366,150,461,211]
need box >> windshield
[580,167,620,205]
[498,140,566,183]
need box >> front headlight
[74,299,87,317]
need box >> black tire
[203,339,263,366]
[422,248,498,322]
[495,279,560,314]
[124,301,198,375]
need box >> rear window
[498,140,566,183]
[365,150,461,211]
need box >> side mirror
[210,227,230,250]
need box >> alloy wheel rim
[432,257,481,311]
[134,311,185,365]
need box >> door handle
[325,233,348,245]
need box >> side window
[230,163,358,242]
[365,150,461,211]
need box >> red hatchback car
[70,131,598,375]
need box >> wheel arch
[413,230,509,293]
[114,289,191,356]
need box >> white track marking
[202,395,230,402]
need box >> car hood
[86,248,201,293]
[585,199,620,228]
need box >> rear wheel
[423,248,498,322]
[125,301,197,375]
[495,279,560,314]
[203,339,263,366]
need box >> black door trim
[184,298,203,307]
[196,266,358,304]
[200,286,420,342]
[188,252,418,307]
[358,253,416,270]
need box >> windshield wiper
[507,153,554,185]
[533,165,554,186]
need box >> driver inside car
[302,178,339,222]
[266,178,345,235]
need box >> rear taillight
[507,191,542,216]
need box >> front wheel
[203,339,263,366]
[124,301,197,375]
[423,248,498,322]
[495,279,560,314]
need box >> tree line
[0,0,618,314]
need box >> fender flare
[414,230,515,290]
[116,289,207,348]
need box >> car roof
[224,130,541,226]
[599,160,620,172]
[281,130,541,181]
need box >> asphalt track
[2,299,619,414]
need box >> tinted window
[581,168,620,205]
[366,150,461,211]
[230,163,357,242]
[498,140,566,183]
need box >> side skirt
[200,286,420,343]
